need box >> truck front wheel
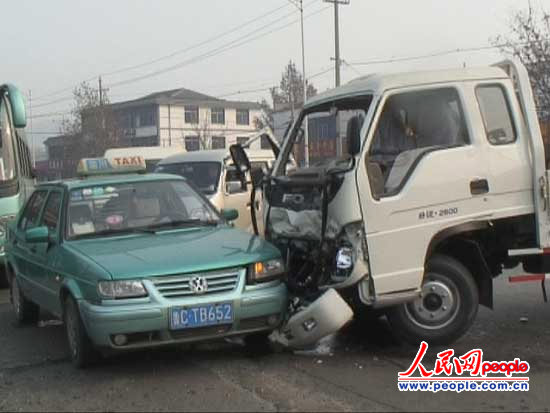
[387,254,479,345]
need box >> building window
[135,108,155,127]
[185,106,199,124]
[211,136,226,149]
[185,136,200,151]
[237,136,248,146]
[236,109,250,125]
[211,107,225,124]
[260,135,272,149]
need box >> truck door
[357,86,490,296]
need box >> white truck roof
[305,66,509,109]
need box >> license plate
[169,303,233,330]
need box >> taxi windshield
[67,179,220,239]
[155,161,221,195]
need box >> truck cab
[231,60,549,346]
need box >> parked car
[155,147,276,233]
[5,156,287,367]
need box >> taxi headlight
[98,280,147,299]
[249,258,285,284]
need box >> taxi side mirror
[25,226,50,243]
[221,208,239,222]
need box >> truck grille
[151,268,241,299]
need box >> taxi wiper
[147,219,219,230]
[71,227,156,240]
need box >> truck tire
[64,296,98,368]
[10,275,40,324]
[387,254,479,346]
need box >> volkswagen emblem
[189,276,208,294]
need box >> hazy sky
[1,0,543,147]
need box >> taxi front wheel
[64,296,99,368]
[10,276,39,324]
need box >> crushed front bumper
[79,276,287,350]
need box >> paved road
[0,272,549,412]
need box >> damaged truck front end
[230,94,375,349]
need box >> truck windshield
[155,161,221,195]
[276,95,372,173]
[0,98,17,182]
[67,179,220,239]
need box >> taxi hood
[66,226,281,279]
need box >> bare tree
[270,60,318,106]
[253,98,274,130]
[192,109,228,150]
[60,81,121,158]
[493,3,550,120]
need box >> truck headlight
[98,280,147,299]
[249,258,285,283]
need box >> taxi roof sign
[77,156,147,177]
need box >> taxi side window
[41,191,63,232]
[19,190,48,230]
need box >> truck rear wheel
[387,254,479,345]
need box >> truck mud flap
[270,288,354,350]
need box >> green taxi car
[5,157,287,367]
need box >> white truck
[230,60,550,346]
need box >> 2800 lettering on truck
[4,157,287,367]
[230,59,550,346]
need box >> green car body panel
[5,173,288,350]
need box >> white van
[104,146,185,172]
[155,147,276,232]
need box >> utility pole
[98,76,103,106]
[288,0,309,166]
[324,0,350,87]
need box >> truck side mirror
[229,144,251,176]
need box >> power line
[101,2,296,78]
[105,2,328,90]
[348,44,508,66]
[31,1,310,102]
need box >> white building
[110,88,268,151]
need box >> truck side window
[476,85,516,145]
[19,190,48,230]
[368,87,468,198]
